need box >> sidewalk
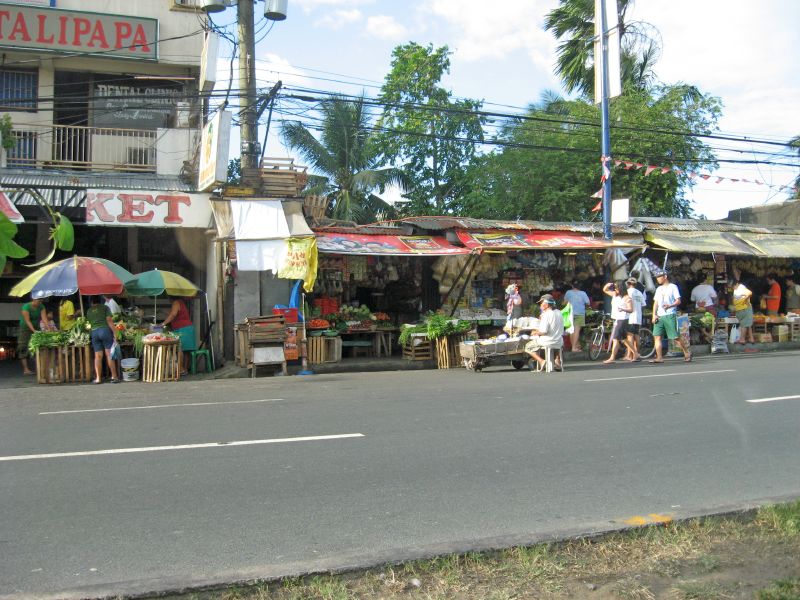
[2,340,799,387]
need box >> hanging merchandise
[277,237,318,292]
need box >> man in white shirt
[524,294,565,371]
[650,270,691,363]
[690,273,718,315]
[103,295,122,316]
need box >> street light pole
[598,0,613,241]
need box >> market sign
[92,83,180,130]
[456,230,640,250]
[0,4,158,60]
[198,110,231,192]
[644,231,763,256]
[85,190,212,228]
[316,233,470,256]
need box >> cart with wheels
[458,338,529,372]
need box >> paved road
[1,351,799,599]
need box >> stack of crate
[245,315,287,376]
[260,157,308,198]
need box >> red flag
[591,200,602,212]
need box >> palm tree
[281,95,408,223]
[544,0,661,97]
[790,135,800,198]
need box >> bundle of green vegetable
[398,314,474,346]
[28,331,70,354]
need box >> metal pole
[238,0,259,182]
[599,0,613,241]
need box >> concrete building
[0,0,221,357]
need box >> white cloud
[365,15,410,41]
[314,9,363,29]
[293,0,373,14]
[254,53,316,90]
[419,0,559,69]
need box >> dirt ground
[162,502,800,600]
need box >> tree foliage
[544,0,662,97]
[377,43,484,215]
[281,95,406,223]
[459,86,721,220]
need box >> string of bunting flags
[590,157,799,212]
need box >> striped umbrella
[10,256,134,300]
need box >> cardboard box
[755,333,772,343]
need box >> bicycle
[587,312,655,361]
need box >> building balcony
[5,122,198,177]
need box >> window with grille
[7,130,37,168]
[0,69,38,111]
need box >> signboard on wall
[85,190,212,228]
[0,3,158,60]
[198,110,231,192]
[5,1,55,6]
[92,83,179,130]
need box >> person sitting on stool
[524,294,565,371]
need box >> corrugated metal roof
[631,217,799,234]
[0,168,196,193]
[388,216,643,235]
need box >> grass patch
[672,581,732,599]
[756,500,800,537]
[757,578,800,600]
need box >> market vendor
[524,294,564,371]
[59,296,81,331]
[785,274,800,313]
[162,297,196,377]
[505,283,523,321]
[690,272,718,315]
[763,274,781,316]
[18,297,43,376]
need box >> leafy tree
[377,43,485,215]
[460,86,721,220]
[227,157,241,185]
[545,0,662,97]
[281,94,406,223]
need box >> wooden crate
[402,337,433,361]
[307,336,326,364]
[245,315,286,343]
[235,323,249,367]
[35,345,93,384]
[142,340,181,383]
[260,157,308,198]
[302,195,329,220]
[790,321,800,342]
[434,334,473,369]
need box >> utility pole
[237,0,260,186]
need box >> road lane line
[746,395,800,404]
[40,398,284,415]
[0,433,365,462]
[585,369,735,382]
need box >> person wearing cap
[601,281,634,364]
[625,278,646,361]
[651,270,692,363]
[505,283,523,321]
[524,294,564,371]
[690,272,718,316]
[564,280,591,352]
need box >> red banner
[456,230,638,250]
[316,233,469,256]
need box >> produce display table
[142,339,181,383]
[35,345,92,384]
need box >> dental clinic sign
[0,3,157,60]
[85,190,212,228]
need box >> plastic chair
[190,348,213,374]
[534,346,564,373]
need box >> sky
[211,0,800,220]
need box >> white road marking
[585,369,735,382]
[0,433,365,462]
[40,398,284,415]
[746,395,800,404]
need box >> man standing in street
[650,270,692,363]
[18,297,43,375]
[564,280,591,352]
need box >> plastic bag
[729,325,740,344]
[110,340,122,360]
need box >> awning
[735,233,800,258]
[316,233,470,256]
[456,230,642,251]
[210,198,313,239]
[644,231,763,256]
